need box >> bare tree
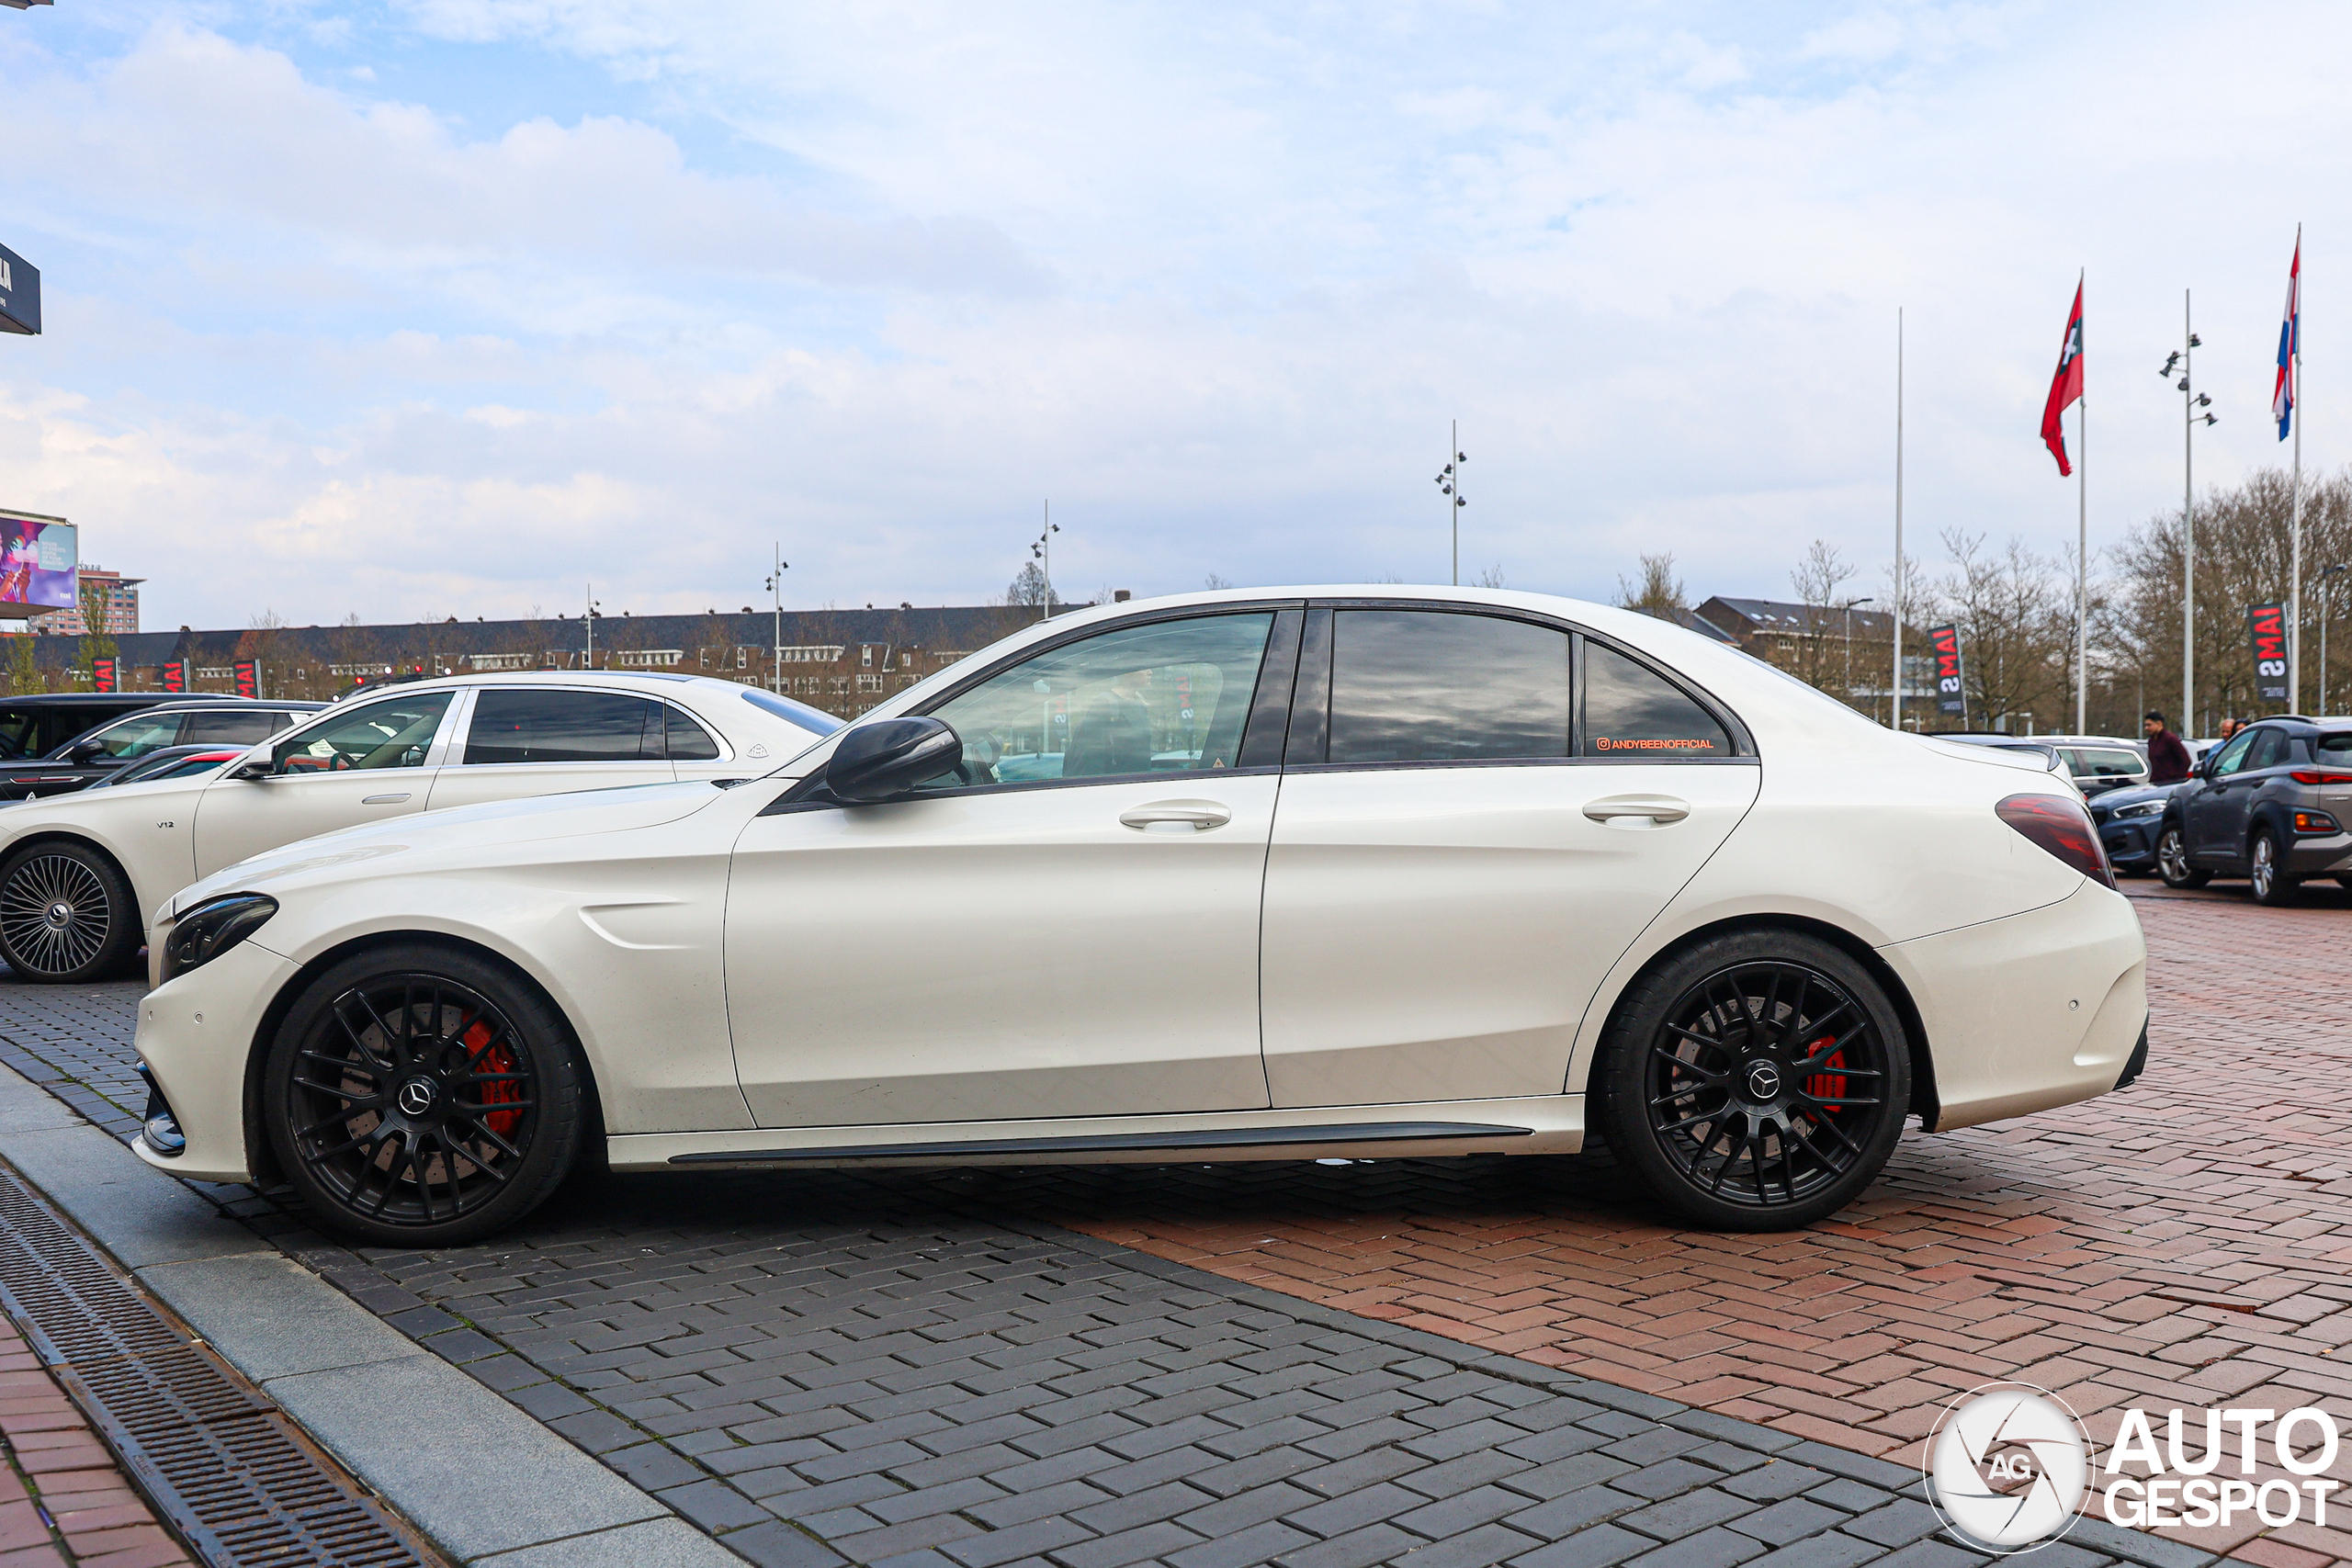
[1782,540,1858,695]
[1476,564,1509,589]
[1936,529,2070,732]
[1002,561,1051,610]
[1616,552,1685,618]
[1203,573,1235,591]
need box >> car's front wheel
[2155,824,2210,889]
[264,945,586,1247]
[0,841,142,983]
[2249,827,2299,907]
[1592,931,1912,1231]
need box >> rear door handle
[1583,794,1691,826]
[1120,800,1232,832]
[360,793,412,805]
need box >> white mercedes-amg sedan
[129,589,2148,1245]
[0,671,837,982]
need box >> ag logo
[1925,1382,2092,1551]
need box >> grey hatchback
[2154,716,2352,904]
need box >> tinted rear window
[465,690,663,764]
[2319,733,2352,761]
[1328,610,1570,764]
[1583,645,1731,759]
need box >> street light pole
[1433,424,1466,586]
[1839,597,1873,712]
[763,545,789,694]
[584,582,599,669]
[2161,297,2214,736]
[1031,503,1059,622]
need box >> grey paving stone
[1842,1498,1947,1549]
[1614,1485,1754,1541]
[1385,1520,1547,1568]
[1724,1496,1846,1546]
[1722,1463,1830,1503]
[1507,1526,1653,1568]
[1272,1522,1422,1568]
[1736,1537,1885,1568]
[657,1476,774,1532]
[1623,1525,1767,1568]
[717,1519,854,1568]
[1869,1542,1990,1568]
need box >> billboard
[0,513,77,619]
[0,244,38,337]
[2247,603,2289,705]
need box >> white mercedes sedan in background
[0,671,837,982]
[129,588,2148,1245]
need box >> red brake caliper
[464,1021,525,1138]
[1803,1034,1846,1112]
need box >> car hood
[165,779,734,919]
[2087,781,2179,818]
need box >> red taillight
[2290,770,2352,785]
[1996,793,2116,888]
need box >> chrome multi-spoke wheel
[2155,824,2209,889]
[2249,829,2298,906]
[1596,932,1911,1229]
[266,947,583,1245]
[0,843,139,983]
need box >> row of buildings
[0,577,1932,721]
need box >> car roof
[336,670,751,699]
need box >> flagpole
[2076,270,2087,735]
[2290,225,2303,715]
[1893,307,1905,731]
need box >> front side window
[922,613,1274,788]
[75,713,185,760]
[1583,644,1731,759]
[464,690,663,765]
[2207,730,2256,778]
[2245,728,2290,772]
[272,694,453,773]
[1328,610,1570,765]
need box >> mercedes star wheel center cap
[397,1077,438,1117]
[1746,1062,1782,1101]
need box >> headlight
[2110,800,2165,819]
[160,894,278,982]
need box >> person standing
[2144,710,2192,784]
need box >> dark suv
[2154,716,2352,904]
[0,700,322,800]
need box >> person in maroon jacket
[2144,710,2192,784]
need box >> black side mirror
[825,717,961,805]
[66,742,106,764]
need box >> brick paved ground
[0,881,2335,1565]
[0,1312,191,1568]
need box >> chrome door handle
[1583,795,1690,825]
[360,793,412,805]
[1120,800,1232,832]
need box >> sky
[0,1,2339,630]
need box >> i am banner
[233,660,259,699]
[2247,603,2289,705]
[89,657,116,694]
[1929,625,1967,718]
[162,660,186,694]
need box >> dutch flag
[2276,231,2301,441]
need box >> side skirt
[607,1095,1587,1172]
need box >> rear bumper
[1878,880,2148,1133]
[2283,831,2352,877]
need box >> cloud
[8,21,1050,298]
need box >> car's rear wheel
[1593,931,1911,1231]
[2155,824,2210,889]
[264,945,585,1247]
[2248,828,2299,907]
[0,841,141,983]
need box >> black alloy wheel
[1595,931,1911,1230]
[2248,827,2299,907]
[2155,824,2210,889]
[0,841,141,983]
[265,945,584,1246]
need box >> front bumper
[2096,815,2165,871]
[128,938,297,1185]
